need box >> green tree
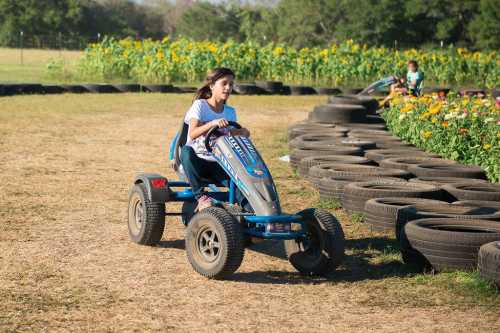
[334,0,407,47]
[176,2,240,41]
[468,0,500,49]
[274,0,342,48]
[0,0,84,45]
[404,0,479,47]
[238,6,279,43]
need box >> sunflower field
[74,37,500,87]
[383,94,500,182]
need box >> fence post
[394,40,398,49]
[20,31,24,66]
[58,32,62,57]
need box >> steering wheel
[204,121,242,153]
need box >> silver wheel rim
[196,226,221,263]
[132,196,144,232]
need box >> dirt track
[1,94,499,332]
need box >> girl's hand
[210,118,229,128]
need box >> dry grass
[0,48,82,83]
[1,94,499,332]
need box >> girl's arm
[188,118,229,140]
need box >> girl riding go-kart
[127,67,345,279]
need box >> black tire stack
[287,92,500,279]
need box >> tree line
[0,0,498,50]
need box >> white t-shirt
[184,99,237,161]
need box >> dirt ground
[1,94,499,332]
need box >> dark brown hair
[407,60,419,69]
[193,67,235,101]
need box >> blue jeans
[180,145,250,210]
[180,145,229,200]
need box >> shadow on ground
[233,236,422,285]
[154,235,422,285]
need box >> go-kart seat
[172,120,229,189]
[173,121,189,173]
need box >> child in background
[406,60,424,96]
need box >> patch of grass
[411,271,499,304]
[350,212,365,224]
[316,199,342,210]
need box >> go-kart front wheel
[285,208,345,275]
[185,207,245,279]
[127,183,165,245]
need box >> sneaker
[196,195,214,211]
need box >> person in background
[381,77,407,107]
[406,60,424,96]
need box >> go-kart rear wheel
[127,183,165,245]
[285,208,345,275]
[185,207,245,279]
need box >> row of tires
[0,81,344,97]
[287,93,500,286]
[2,81,498,98]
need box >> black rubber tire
[365,114,386,124]
[478,241,500,286]
[452,200,500,210]
[255,80,283,94]
[408,163,487,180]
[127,183,166,245]
[442,183,500,202]
[61,84,89,93]
[308,163,411,180]
[289,85,317,95]
[328,94,379,115]
[342,180,440,215]
[290,147,363,170]
[42,85,64,94]
[460,88,486,97]
[289,133,345,150]
[3,83,44,95]
[379,157,455,171]
[339,138,377,150]
[364,197,448,232]
[287,122,339,140]
[316,176,403,201]
[374,140,415,150]
[342,123,387,131]
[234,83,266,95]
[422,87,450,95]
[175,86,197,93]
[298,155,373,178]
[185,207,245,279]
[310,104,367,123]
[142,84,175,93]
[82,84,119,93]
[285,208,344,275]
[280,85,291,95]
[405,218,500,272]
[366,149,438,163]
[288,126,348,141]
[113,84,141,93]
[348,129,391,136]
[409,177,489,187]
[315,87,342,95]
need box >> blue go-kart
[127,121,345,279]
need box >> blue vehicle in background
[127,121,345,279]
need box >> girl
[180,68,250,211]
